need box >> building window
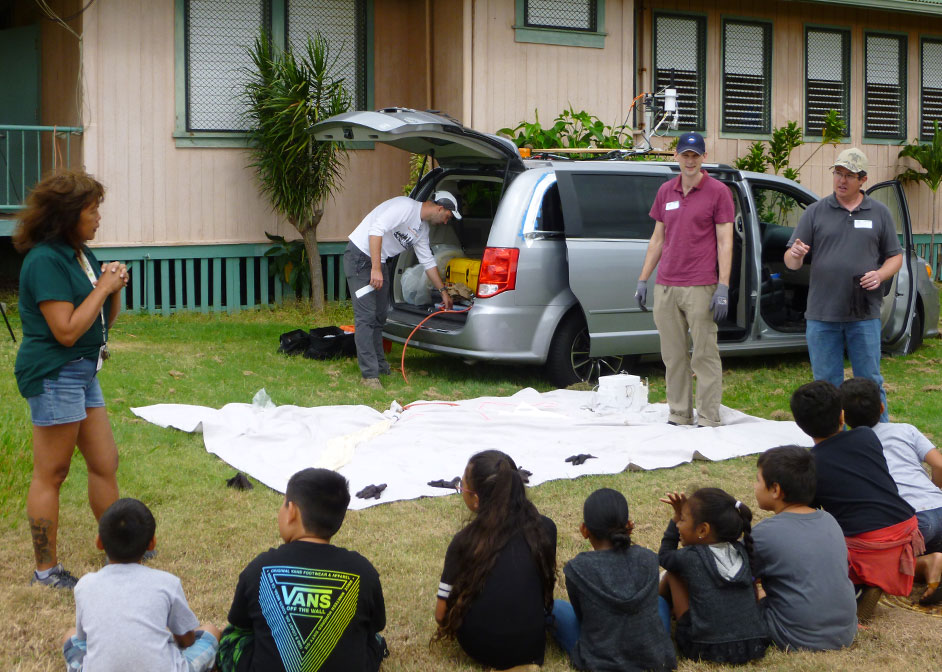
[722,19,772,134]
[805,27,850,136]
[185,0,269,132]
[921,38,942,141]
[865,33,906,140]
[524,0,596,32]
[287,0,368,110]
[653,13,706,132]
[513,0,605,48]
[180,0,370,137]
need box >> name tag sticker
[665,201,680,211]
[854,219,873,229]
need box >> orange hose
[400,304,472,384]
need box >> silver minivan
[312,109,939,386]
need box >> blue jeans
[806,319,888,422]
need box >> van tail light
[476,247,519,298]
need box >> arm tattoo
[29,517,54,565]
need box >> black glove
[565,454,597,466]
[427,477,461,489]
[226,473,253,490]
[634,279,648,311]
[710,284,729,322]
[355,483,387,500]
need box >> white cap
[431,190,462,219]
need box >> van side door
[554,165,673,357]
[866,180,916,350]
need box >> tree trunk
[299,211,326,311]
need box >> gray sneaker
[31,563,78,590]
[360,377,382,390]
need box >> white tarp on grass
[132,388,811,510]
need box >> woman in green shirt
[13,170,127,589]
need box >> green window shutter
[722,20,772,134]
[921,38,942,141]
[654,13,707,132]
[805,27,851,136]
[864,33,906,140]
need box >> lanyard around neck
[77,250,107,343]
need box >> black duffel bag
[278,329,310,355]
[303,326,357,360]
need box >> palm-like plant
[243,30,352,309]
[898,121,942,279]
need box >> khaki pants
[653,284,722,426]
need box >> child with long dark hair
[553,488,676,671]
[434,450,557,669]
[658,488,769,664]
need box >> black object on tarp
[278,326,357,360]
[356,483,387,500]
[565,454,597,466]
[428,477,461,489]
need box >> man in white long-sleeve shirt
[344,192,458,387]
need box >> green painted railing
[93,241,349,314]
[0,125,83,211]
[913,234,942,281]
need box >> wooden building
[2,0,941,311]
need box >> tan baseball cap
[832,147,868,174]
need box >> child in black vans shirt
[218,468,387,672]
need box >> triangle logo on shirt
[260,565,360,672]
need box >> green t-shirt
[14,240,112,398]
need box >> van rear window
[561,174,669,239]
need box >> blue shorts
[917,506,942,554]
[64,630,218,672]
[27,357,105,427]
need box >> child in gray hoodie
[551,488,676,672]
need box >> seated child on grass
[841,377,942,605]
[752,446,857,650]
[552,488,677,672]
[658,488,769,665]
[218,468,387,672]
[434,450,557,671]
[790,381,923,619]
[63,498,220,672]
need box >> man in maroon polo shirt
[634,132,734,427]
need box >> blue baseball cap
[675,132,706,156]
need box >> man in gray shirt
[784,148,901,421]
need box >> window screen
[722,20,771,134]
[565,174,668,239]
[805,28,850,135]
[185,0,268,132]
[287,0,368,109]
[524,0,596,32]
[654,14,706,132]
[865,34,906,140]
[921,38,942,141]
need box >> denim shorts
[64,630,218,672]
[27,357,105,427]
[917,506,942,554]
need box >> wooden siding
[80,0,426,248]
[638,0,942,233]
[467,0,636,142]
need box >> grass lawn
[1,294,941,671]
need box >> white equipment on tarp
[593,373,648,414]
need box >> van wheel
[905,308,923,354]
[545,314,625,387]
